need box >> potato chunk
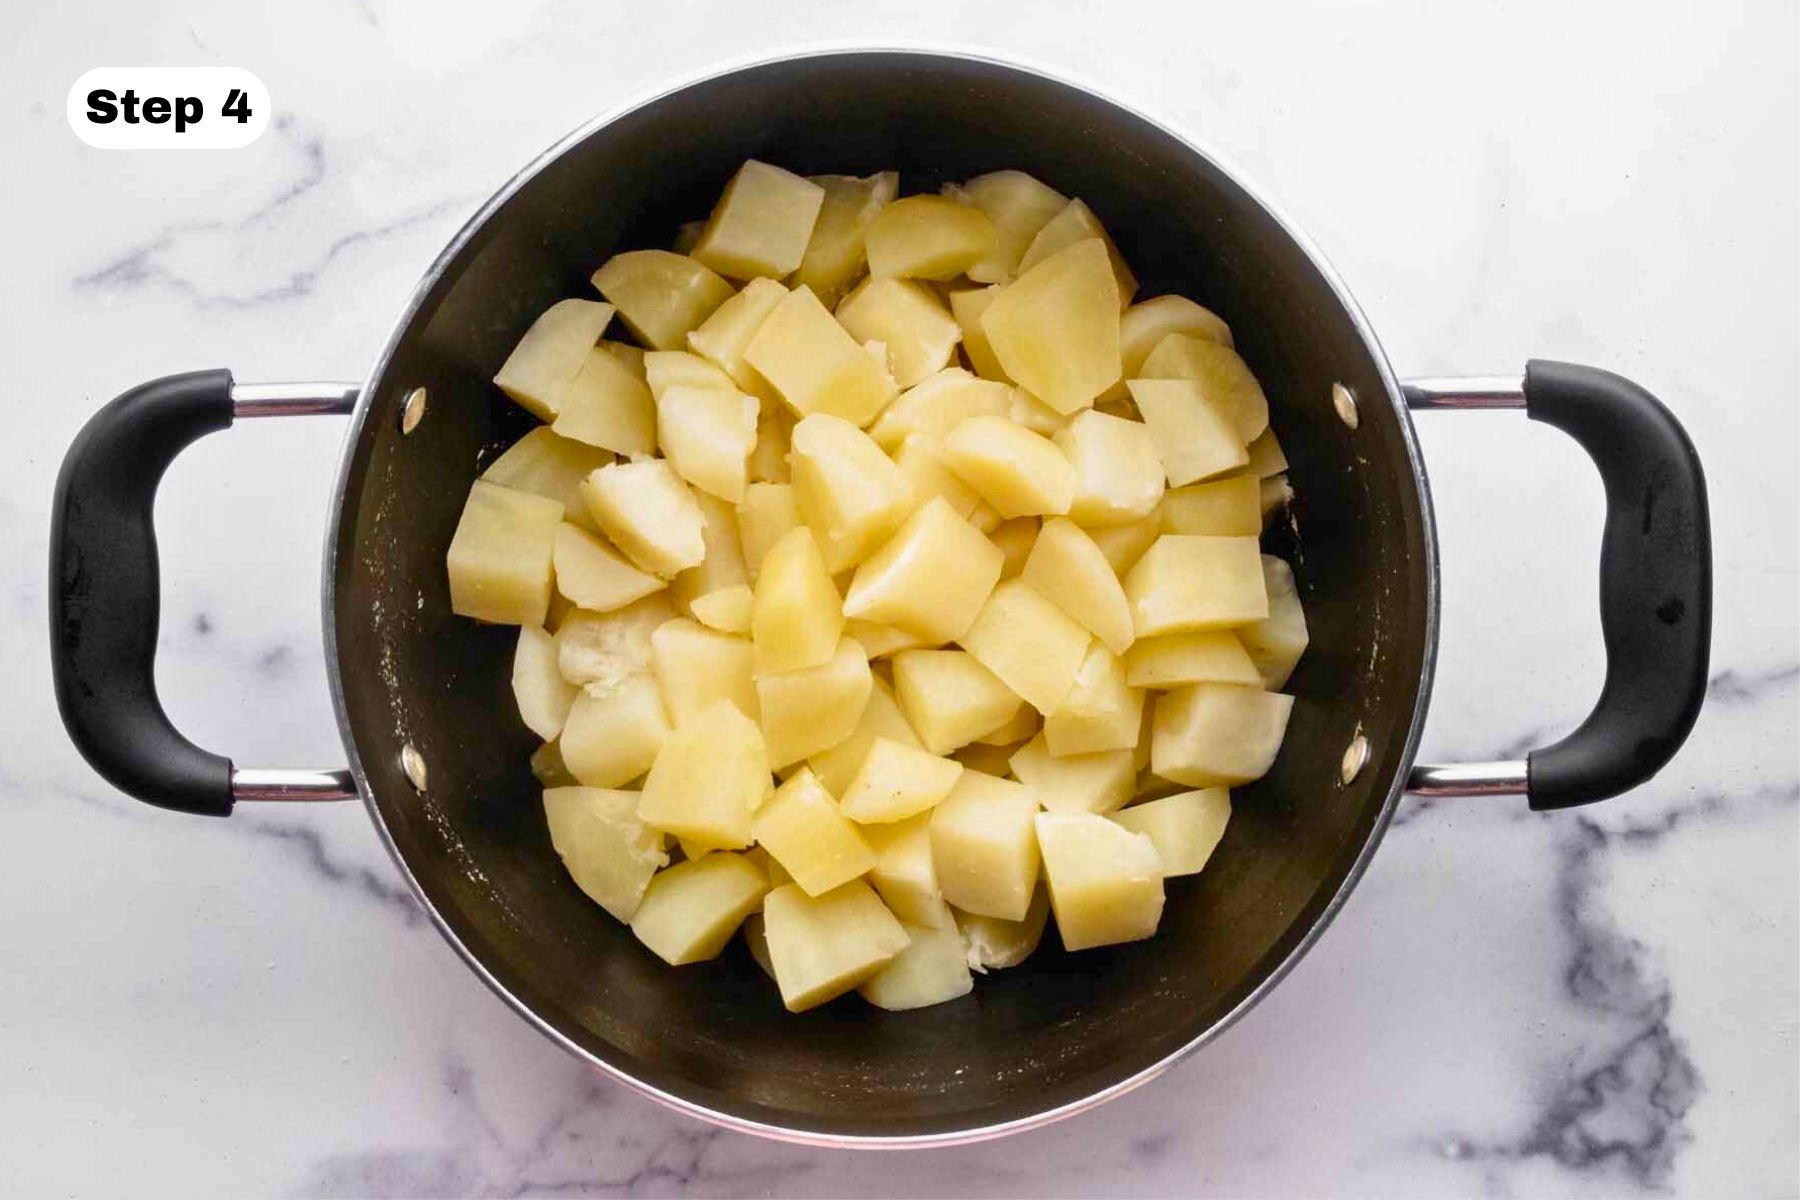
[756,637,873,768]
[1161,475,1261,536]
[954,170,1068,284]
[1111,788,1231,877]
[687,276,787,395]
[644,348,735,397]
[1021,517,1135,656]
[553,594,673,688]
[744,285,896,426]
[591,250,734,351]
[889,435,1001,532]
[890,648,1024,756]
[447,480,562,625]
[553,523,665,614]
[1036,812,1163,951]
[958,579,1091,715]
[835,278,961,389]
[870,368,1012,451]
[930,772,1041,922]
[751,526,843,674]
[1015,198,1136,305]
[649,618,758,725]
[838,737,964,824]
[1237,555,1309,689]
[858,923,974,1010]
[1119,295,1232,381]
[1053,410,1164,528]
[1151,683,1294,787]
[1123,630,1263,689]
[842,498,1003,645]
[942,416,1078,519]
[948,285,1012,382]
[862,813,953,929]
[1137,334,1269,443]
[689,584,753,634]
[560,673,671,788]
[552,346,658,457]
[972,703,1039,747]
[1244,427,1288,478]
[513,624,577,740]
[1124,535,1269,637]
[580,460,706,578]
[790,414,915,573]
[638,699,770,850]
[737,482,800,578]
[493,298,614,420]
[752,767,875,896]
[1127,379,1248,487]
[630,853,769,966]
[989,517,1039,579]
[980,239,1121,414]
[669,491,747,615]
[654,384,757,504]
[957,886,1050,972]
[543,786,669,922]
[865,195,996,280]
[763,880,909,1011]
[1009,733,1134,815]
[483,427,613,534]
[691,160,825,280]
[1088,512,1161,577]
[793,172,898,306]
[807,676,923,797]
[1044,644,1143,756]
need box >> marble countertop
[4,2,1796,1196]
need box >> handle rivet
[399,387,428,436]
[1339,731,1369,786]
[1331,382,1360,429]
[400,743,428,792]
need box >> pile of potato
[445,160,1307,1013]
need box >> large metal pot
[49,50,1711,1146]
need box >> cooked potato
[790,414,915,573]
[752,767,876,896]
[638,699,770,850]
[756,636,873,769]
[1127,379,1248,487]
[493,298,615,420]
[1111,788,1230,876]
[484,427,613,535]
[1123,630,1263,689]
[1037,812,1163,951]
[980,239,1121,414]
[807,675,923,797]
[552,345,658,456]
[1015,198,1136,305]
[591,251,734,351]
[888,435,1002,532]
[942,416,1078,519]
[1137,334,1269,443]
[1009,733,1135,815]
[630,852,770,965]
[691,160,825,280]
[1054,410,1164,528]
[447,480,562,625]
[654,384,758,504]
[543,786,669,922]
[669,491,747,615]
[649,617,758,725]
[858,922,974,1010]
[744,285,897,426]
[793,172,899,306]
[865,194,996,280]
[737,482,801,578]
[1021,517,1135,656]
[953,170,1068,283]
[843,619,928,659]
[1244,427,1288,478]
[644,348,736,397]
[560,673,671,789]
[1237,555,1309,688]
[1005,387,1074,437]
[947,285,1012,381]
[554,523,665,613]
[751,526,844,674]
[1087,511,1162,577]
[687,276,788,396]
[862,813,953,929]
[891,648,1025,756]
[839,737,964,824]
[553,595,673,687]
[1125,535,1268,638]
[835,278,961,389]
[958,579,1091,715]
[580,460,707,578]
[688,584,753,634]
[749,401,796,484]
[1119,296,1233,382]
[513,624,577,740]
[1152,683,1294,787]
[1044,643,1144,756]
[988,517,1040,579]
[869,369,1013,451]
[842,498,1004,644]
[531,739,577,787]
[957,886,1051,972]
[930,772,1041,922]
[1160,475,1261,536]
[971,703,1039,747]
[763,880,909,1010]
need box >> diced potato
[749,401,795,483]
[762,880,909,1011]
[743,911,774,977]
[600,339,647,376]
[482,427,613,534]
[989,517,1040,579]
[553,345,658,456]
[1127,379,1248,486]
[793,172,898,306]
[954,741,1021,777]
[1124,535,1269,637]
[1119,296,1233,382]
[889,436,1001,532]
[954,170,1068,284]
[649,617,758,725]
[1021,517,1135,656]
[958,579,1091,715]
[644,349,736,398]
[980,239,1121,414]
[513,624,578,739]
[580,460,706,577]
[835,278,961,389]
[678,839,716,863]
[948,285,1011,381]
[1138,334,1269,443]
[744,844,794,890]
[843,619,928,659]
[807,675,922,796]
[655,384,757,504]
[543,786,669,922]
[942,416,1078,519]
[687,276,788,395]
[1005,386,1074,437]
[737,482,801,578]
[869,369,1012,451]
[957,885,1051,972]
[1244,427,1288,478]
[669,492,748,615]
[858,923,974,1010]
[972,703,1039,747]
[560,673,672,788]
[744,285,896,426]
[531,739,577,787]
[789,414,915,572]
[1111,788,1231,876]
[447,480,562,625]
[1160,475,1261,536]
[891,649,1024,756]
[865,195,996,280]
[756,637,873,768]
[592,250,734,351]
[553,595,674,687]
[1016,198,1136,305]
[1044,643,1143,756]
[1036,813,1163,951]
[1054,411,1165,527]
[554,523,665,613]
[930,772,1041,921]
[1009,733,1134,814]
[630,853,769,965]
[1123,630,1263,689]
[689,584,753,633]
[752,767,876,896]
[1088,512,1161,577]
[839,737,964,824]
[862,814,953,928]
[638,699,770,850]
[1238,555,1309,688]
[751,526,843,674]
[493,298,614,420]
[1151,683,1294,786]
[691,160,825,280]
[843,498,1004,644]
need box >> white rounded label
[67,67,270,150]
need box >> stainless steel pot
[49,50,1710,1146]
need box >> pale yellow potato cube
[447,480,562,625]
[942,416,1078,519]
[744,285,896,427]
[889,436,1001,532]
[835,278,961,389]
[858,922,974,1010]
[751,526,844,674]
[869,368,1012,451]
[862,813,953,929]
[953,170,1068,284]
[1005,387,1074,437]
[958,579,1091,715]
[553,523,665,614]
[948,285,1012,381]
[756,637,873,769]
[543,785,669,922]
[930,772,1041,921]
[644,349,736,399]
[980,239,1121,415]
[744,844,794,891]
[972,703,1039,747]
[654,384,757,504]
[1123,630,1263,689]
[752,767,875,897]
[989,517,1040,579]
[953,741,1021,777]
[762,880,909,1011]
[580,460,706,577]
[842,619,928,659]
[690,160,825,280]
[687,276,788,394]
[1161,475,1261,536]
[531,739,577,787]
[1044,643,1143,756]
[1111,788,1231,877]
[1036,812,1163,951]
[1021,517,1135,656]
[788,413,915,573]
[493,298,614,420]
[669,491,748,615]
[649,618,758,725]
[891,648,1024,756]
[1244,427,1288,478]
[1088,512,1162,577]
[1053,410,1165,528]
[749,401,795,483]
[842,497,1004,644]
[1138,333,1270,443]
[1238,555,1309,689]
[630,853,769,965]
[1119,296,1233,382]
[552,345,658,457]
[482,427,613,534]
[957,885,1051,972]
[591,250,734,351]
[1124,535,1269,637]
[553,594,674,688]
[600,339,647,376]
[1127,378,1248,487]
[737,482,800,578]
[638,699,770,850]
[1016,198,1136,305]
[513,624,577,740]
[560,673,671,788]
[807,676,922,797]
[793,171,898,307]
[1009,733,1134,814]
[839,737,964,824]
[689,584,753,634]
[1152,683,1294,787]
[865,194,996,280]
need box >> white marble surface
[3,1,1796,1196]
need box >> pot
[49,50,1711,1146]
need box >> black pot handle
[1405,360,1711,809]
[50,372,360,816]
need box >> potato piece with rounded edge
[989,517,1039,579]
[1120,296,1233,382]
[1125,535,1268,638]
[790,414,915,573]
[930,772,1041,922]
[954,170,1068,284]
[644,349,735,398]
[793,172,898,307]
[843,619,927,659]
[554,523,665,614]
[553,594,674,688]
[1244,427,1288,478]
[689,584,753,634]
[482,427,613,534]
[1009,733,1134,815]
[839,737,964,824]
[1089,512,1161,577]
[958,579,1090,715]
[737,482,800,579]
[630,853,769,966]
[1016,198,1136,306]
[1127,379,1248,487]
[543,786,669,922]
[980,239,1121,415]
[580,461,706,578]
[888,436,999,531]
[655,384,757,504]
[859,922,974,1010]
[752,767,876,897]
[1152,683,1294,787]
[600,339,646,375]
[870,369,1012,451]
[1054,410,1164,528]
[1237,555,1309,689]
[1161,475,1261,536]
[835,278,961,389]
[1037,812,1163,951]
[942,416,1077,519]
[862,814,953,929]
[752,526,844,675]
[745,285,896,426]
[560,674,671,788]
[1044,644,1143,756]
[493,298,614,420]
[1124,630,1263,689]
[972,703,1038,747]
[447,480,562,626]
[649,618,758,725]
[891,649,1023,757]
[757,637,873,769]
[638,700,770,851]
[865,195,996,280]
[1138,333,1270,443]
[688,276,788,394]
[744,844,793,891]
[1111,788,1231,877]
[553,346,657,457]
[531,739,577,788]
[957,884,1050,972]
[691,160,825,281]
[1006,387,1073,437]
[592,251,734,351]
[1022,517,1135,656]
[513,625,577,740]
[948,286,1012,382]
[763,880,909,1011]
[807,675,922,796]
[842,498,1004,645]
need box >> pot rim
[322,42,1441,1149]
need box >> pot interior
[329,52,1434,1140]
